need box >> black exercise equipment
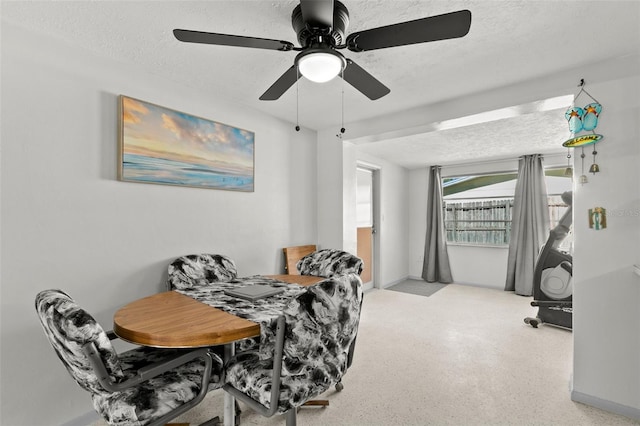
[524,191,573,330]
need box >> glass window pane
[442,169,572,247]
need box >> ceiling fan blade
[341,59,390,100]
[300,0,335,29]
[346,9,471,52]
[259,66,301,100]
[174,29,294,51]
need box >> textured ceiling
[356,107,571,169]
[3,1,639,168]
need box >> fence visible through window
[442,170,572,247]
[444,199,513,245]
[444,196,570,246]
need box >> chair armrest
[83,344,214,393]
[224,315,286,417]
[266,316,286,414]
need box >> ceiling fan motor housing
[292,0,349,48]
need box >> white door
[356,168,374,284]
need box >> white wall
[1,22,317,425]
[447,246,509,289]
[316,128,344,250]
[342,141,358,254]
[317,132,410,288]
[571,75,640,416]
[408,168,429,277]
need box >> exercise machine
[524,191,573,330]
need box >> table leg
[223,343,235,426]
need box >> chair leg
[285,408,297,426]
[235,400,242,425]
[198,416,221,426]
[302,379,343,407]
[302,400,329,407]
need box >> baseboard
[571,390,640,421]
[407,276,504,291]
[60,410,99,426]
[381,276,411,289]
[362,280,374,292]
[450,280,505,290]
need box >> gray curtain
[504,154,549,296]
[422,166,453,283]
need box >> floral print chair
[167,253,246,422]
[224,273,363,426]
[167,254,238,291]
[35,289,224,426]
[167,254,257,353]
[296,248,364,277]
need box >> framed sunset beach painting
[118,96,254,192]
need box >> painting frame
[118,95,255,192]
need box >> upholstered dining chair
[35,289,224,426]
[296,248,364,278]
[167,253,257,348]
[167,253,246,423]
[167,253,238,291]
[224,273,364,426]
[294,248,363,405]
[282,245,317,275]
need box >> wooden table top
[113,275,323,348]
[113,291,260,348]
[265,274,324,286]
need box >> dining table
[112,274,323,426]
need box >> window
[444,198,513,245]
[443,169,572,246]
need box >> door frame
[357,161,381,289]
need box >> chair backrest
[296,248,364,277]
[168,254,237,290]
[279,273,363,408]
[35,289,123,395]
[282,245,316,275]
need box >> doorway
[356,165,379,287]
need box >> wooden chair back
[282,245,317,275]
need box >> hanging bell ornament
[589,148,599,174]
[564,150,573,176]
[579,149,588,184]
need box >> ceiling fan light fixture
[175,2,472,101]
[296,50,346,83]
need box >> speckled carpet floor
[92,284,638,426]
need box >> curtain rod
[441,156,526,169]
[440,153,564,169]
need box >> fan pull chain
[295,67,300,132]
[338,68,346,138]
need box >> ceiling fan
[174,0,471,101]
